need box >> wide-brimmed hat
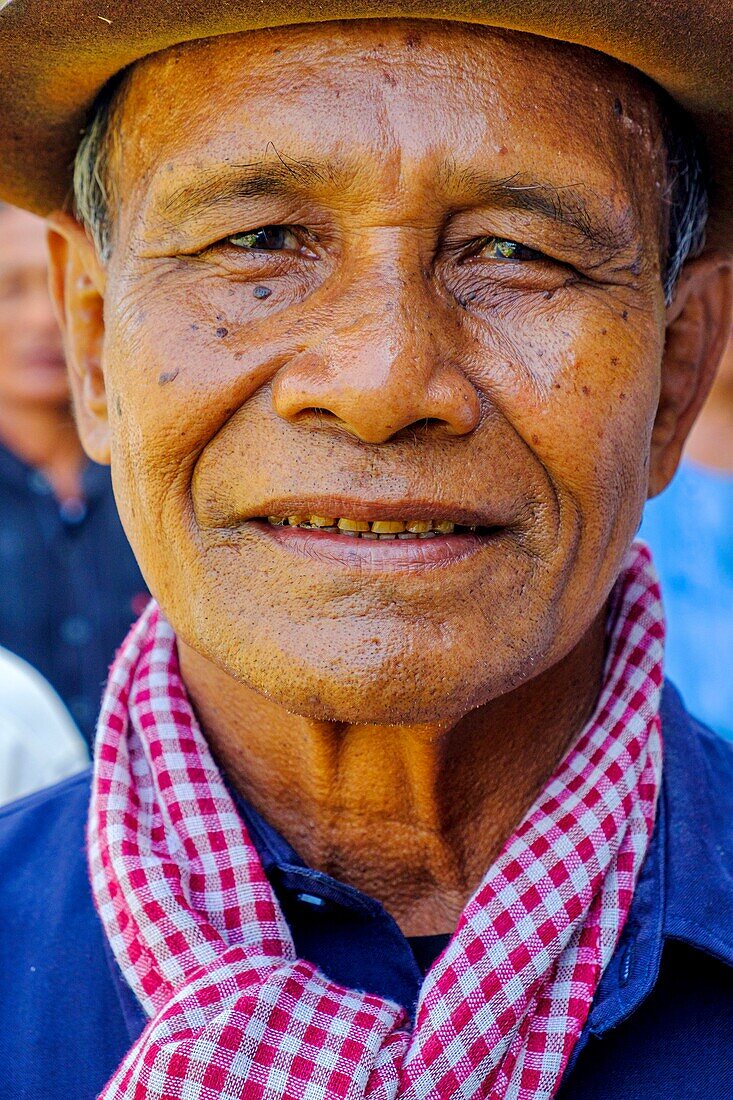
[0,0,731,250]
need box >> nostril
[302,407,338,424]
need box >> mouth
[26,350,66,371]
[261,514,497,540]
[243,507,506,572]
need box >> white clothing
[0,646,89,806]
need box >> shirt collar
[569,681,733,1067]
[0,439,109,504]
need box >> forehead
[116,21,664,233]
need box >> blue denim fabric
[1,684,731,1099]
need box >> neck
[179,613,607,936]
[0,400,85,501]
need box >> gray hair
[73,73,708,302]
[72,73,125,264]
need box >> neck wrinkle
[179,609,606,936]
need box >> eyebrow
[454,169,640,263]
[154,150,331,224]
[151,154,640,265]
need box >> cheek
[476,302,662,541]
[102,271,303,603]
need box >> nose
[271,275,481,445]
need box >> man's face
[0,207,68,407]
[92,22,669,723]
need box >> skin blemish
[253,285,272,300]
[215,327,229,338]
[621,310,628,320]
[582,385,591,396]
[613,98,623,118]
[190,323,199,331]
[158,368,180,385]
[115,395,122,417]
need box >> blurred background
[0,202,730,805]
[0,204,147,803]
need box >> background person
[640,331,733,738]
[0,203,147,747]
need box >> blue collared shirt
[0,444,148,745]
[1,684,732,1098]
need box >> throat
[178,618,606,936]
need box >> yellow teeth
[338,519,370,532]
[266,515,478,538]
[371,520,405,534]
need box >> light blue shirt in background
[639,460,733,740]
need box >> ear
[46,212,110,465]
[649,251,732,498]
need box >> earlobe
[648,252,732,498]
[46,212,111,465]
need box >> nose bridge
[272,247,481,444]
[344,261,432,390]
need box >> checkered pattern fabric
[89,542,664,1100]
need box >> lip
[252,520,502,572]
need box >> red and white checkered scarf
[89,542,664,1100]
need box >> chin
[215,616,526,726]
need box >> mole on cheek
[215,326,229,338]
[158,369,180,385]
[253,285,272,300]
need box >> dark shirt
[0,443,147,745]
[1,684,732,1099]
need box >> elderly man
[0,2,731,1098]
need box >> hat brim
[0,0,731,251]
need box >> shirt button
[28,470,51,495]
[59,499,88,525]
[60,615,92,646]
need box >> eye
[475,237,545,262]
[228,226,301,251]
